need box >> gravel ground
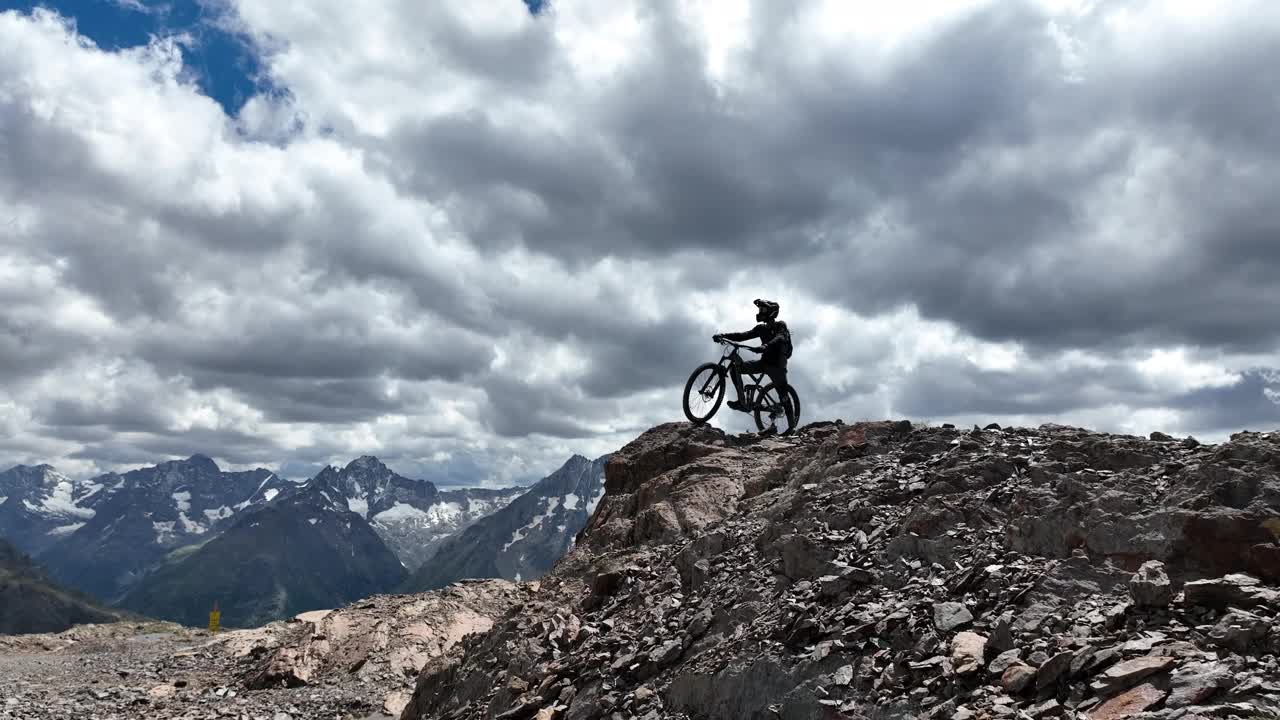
[0,623,396,720]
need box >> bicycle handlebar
[717,339,760,351]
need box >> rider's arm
[720,325,763,342]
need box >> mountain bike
[682,339,801,435]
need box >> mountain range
[0,452,607,630]
[405,453,610,591]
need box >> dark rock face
[404,455,609,591]
[401,421,1280,720]
[1004,428,1280,583]
[0,538,122,634]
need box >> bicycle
[682,339,801,435]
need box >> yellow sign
[1264,518,1280,540]
[208,602,221,633]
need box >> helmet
[754,298,779,322]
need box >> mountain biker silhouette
[713,299,792,414]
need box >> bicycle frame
[685,339,798,433]
[715,341,775,408]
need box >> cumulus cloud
[1,0,1279,485]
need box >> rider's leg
[727,358,748,411]
[763,365,792,418]
[729,360,767,412]
[770,366,789,401]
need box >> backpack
[777,322,793,359]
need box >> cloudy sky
[2,0,1279,486]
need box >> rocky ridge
[402,420,1280,720]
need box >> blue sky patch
[3,1,547,115]
[2,0,273,116]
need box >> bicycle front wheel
[683,363,726,424]
[753,383,800,435]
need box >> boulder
[1207,608,1270,653]
[1086,683,1166,720]
[932,602,973,632]
[1001,663,1037,693]
[1089,656,1178,696]
[949,632,986,675]
[1183,574,1279,609]
[1128,560,1173,607]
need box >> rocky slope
[405,454,609,592]
[0,580,527,720]
[0,538,124,635]
[402,420,1280,720]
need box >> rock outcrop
[401,421,1280,720]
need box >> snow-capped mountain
[30,456,289,602]
[1,452,584,628]
[404,454,609,591]
[0,464,111,556]
[309,456,524,570]
[118,478,406,629]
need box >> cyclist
[712,299,793,416]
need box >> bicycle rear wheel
[752,383,800,435]
[683,363,726,424]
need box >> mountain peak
[179,454,220,473]
[345,455,386,471]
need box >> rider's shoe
[727,400,747,412]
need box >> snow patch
[585,484,606,515]
[347,496,369,515]
[203,506,232,522]
[263,488,279,502]
[563,493,580,511]
[77,482,104,502]
[31,479,95,519]
[373,502,429,524]
[308,518,318,525]
[178,512,206,535]
[0,496,6,505]
[153,520,176,543]
[426,501,463,524]
[503,496,561,552]
[172,491,191,513]
[48,522,84,537]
